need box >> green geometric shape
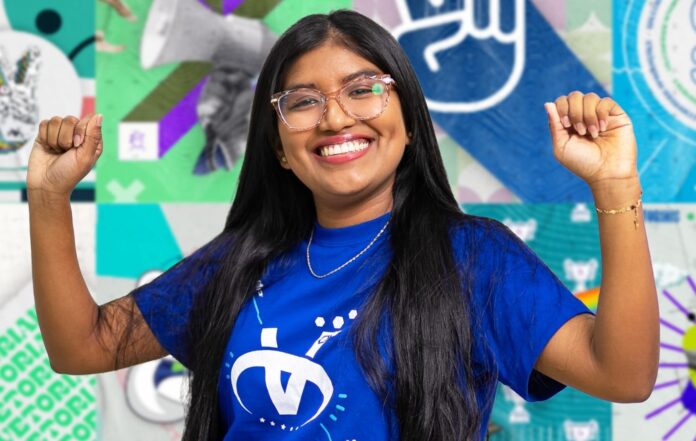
[438,135,470,196]
[96,0,246,203]
[124,63,211,121]
[566,0,611,30]
[95,123,241,203]
[172,361,186,373]
[105,179,145,203]
[236,0,281,18]
[207,0,223,13]
[96,204,182,278]
[263,0,352,35]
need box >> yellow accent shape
[682,325,696,386]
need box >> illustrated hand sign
[392,0,525,113]
[0,46,41,152]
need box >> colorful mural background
[1,0,695,439]
[0,0,95,201]
[613,0,696,202]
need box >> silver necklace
[306,218,390,278]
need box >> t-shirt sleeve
[462,218,594,402]
[131,238,225,369]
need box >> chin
[327,187,370,198]
[317,181,371,199]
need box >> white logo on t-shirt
[230,324,345,426]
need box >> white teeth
[319,140,370,157]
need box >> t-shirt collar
[311,211,392,247]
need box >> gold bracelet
[594,193,642,229]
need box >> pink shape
[457,187,483,203]
[81,97,95,118]
[487,187,516,203]
[353,0,403,30]
[531,0,565,31]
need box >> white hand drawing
[563,258,598,293]
[0,45,41,152]
[392,0,525,113]
[563,419,599,441]
[501,385,530,423]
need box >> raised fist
[27,114,103,195]
[545,92,637,187]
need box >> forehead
[282,42,383,90]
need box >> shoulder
[448,214,528,264]
[148,232,234,290]
[449,214,508,239]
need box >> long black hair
[181,10,495,441]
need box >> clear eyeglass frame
[270,74,396,132]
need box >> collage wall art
[1,0,695,440]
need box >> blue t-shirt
[133,212,593,441]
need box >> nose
[318,97,356,132]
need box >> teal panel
[97,204,181,278]
[489,385,612,440]
[4,0,96,77]
[462,204,601,288]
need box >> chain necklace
[306,218,390,278]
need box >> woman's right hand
[27,114,104,196]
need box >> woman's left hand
[545,92,638,189]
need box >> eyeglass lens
[277,78,390,130]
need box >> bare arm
[535,178,657,402]
[28,114,166,374]
[534,95,658,402]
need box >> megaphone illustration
[136,0,277,175]
[140,0,276,73]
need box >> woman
[27,10,657,441]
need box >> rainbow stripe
[575,287,600,311]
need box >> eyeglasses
[270,74,396,131]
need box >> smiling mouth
[315,139,371,157]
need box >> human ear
[276,150,291,169]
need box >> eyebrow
[285,69,382,90]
